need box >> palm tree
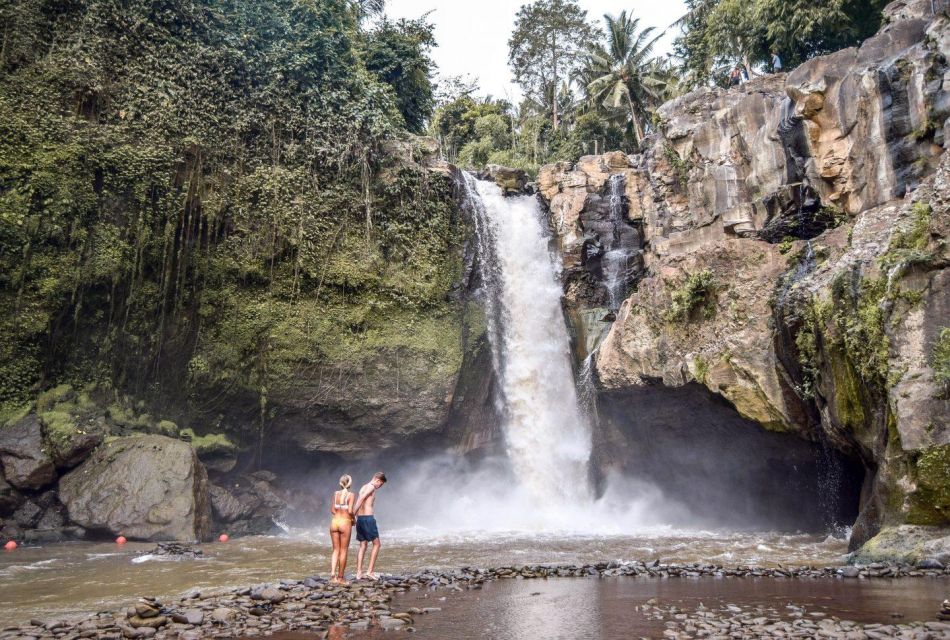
[352,0,385,22]
[583,11,666,146]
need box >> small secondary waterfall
[461,173,592,503]
[601,173,633,310]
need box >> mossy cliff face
[0,1,487,469]
[539,0,950,552]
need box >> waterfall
[601,174,634,310]
[460,173,592,503]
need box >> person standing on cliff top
[771,51,783,73]
[353,472,387,580]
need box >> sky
[384,0,687,103]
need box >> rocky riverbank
[3,561,950,640]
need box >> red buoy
[115,536,127,545]
[4,540,17,551]
[218,534,229,543]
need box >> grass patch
[665,269,717,323]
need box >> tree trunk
[626,91,644,147]
[551,32,559,130]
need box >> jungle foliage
[674,0,888,86]
[0,0,456,436]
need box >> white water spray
[464,175,592,502]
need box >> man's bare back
[356,483,376,516]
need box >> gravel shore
[1,561,948,639]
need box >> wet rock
[210,607,234,624]
[11,499,43,528]
[0,415,57,490]
[145,542,203,559]
[41,415,103,471]
[0,475,23,516]
[479,165,528,196]
[59,435,212,542]
[209,484,247,523]
[127,615,166,629]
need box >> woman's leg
[338,524,353,581]
[329,527,341,582]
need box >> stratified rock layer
[538,0,950,554]
[59,435,212,542]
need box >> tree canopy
[364,17,437,133]
[0,0,453,429]
[508,0,598,130]
[674,0,888,85]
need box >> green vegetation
[508,0,598,131]
[832,276,889,392]
[777,236,796,255]
[907,444,950,526]
[0,0,465,451]
[433,0,886,172]
[674,0,888,87]
[881,203,935,271]
[793,300,830,400]
[179,428,238,456]
[580,11,676,147]
[665,269,717,323]
[663,144,691,190]
[933,328,950,396]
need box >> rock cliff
[539,0,950,552]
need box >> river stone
[59,435,212,542]
[208,484,246,523]
[210,607,234,624]
[43,418,102,471]
[127,615,166,629]
[0,474,22,516]
[480,164,528,196]
[0,415,57,490]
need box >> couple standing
[329,472,386,584]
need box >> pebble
[5,561,949,639]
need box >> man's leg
[356,541,368,579]
[367,538,381,577]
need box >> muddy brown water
[236,577,950,640]
[367,577,950,639]
[0,527,861,627]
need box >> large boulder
[0,415,57,490]
[0,475,22,516]
[59,435,212,542]
[479,164,528,196]
[39,411,103,470]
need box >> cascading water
[460,173,592,503]
[601,174,633,310]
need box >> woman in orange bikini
[329,474,356,584]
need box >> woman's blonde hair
[339,474,352,492]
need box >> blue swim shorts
[356,515,379,542]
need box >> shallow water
[0,527,851,626]
[351,577,950,640]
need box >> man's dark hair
[373,472,387,483]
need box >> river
[0,527,855,627]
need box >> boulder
[0,415,57,490]
[59,435,212,542]
[40,412,103,470]
[479,165,527,196]
[0,475,22,516]
[852,525,950,564]
[209,484,248,523]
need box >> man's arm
[352,485,375,515]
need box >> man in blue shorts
[353,472,386,580]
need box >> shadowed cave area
[593,383,863,532]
